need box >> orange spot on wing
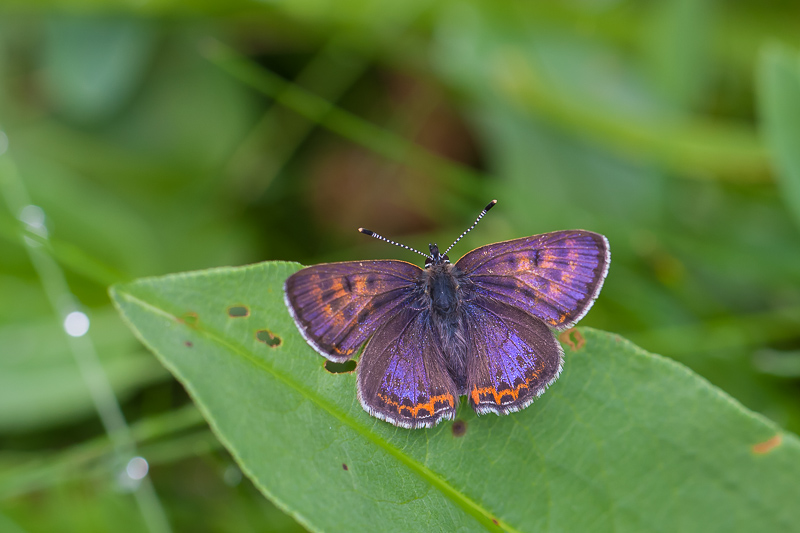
[539,252,560,269]
[353,276,367,292]
[326,312,347,330]
[378,392,455,418]
[329,280,344,292]
[471,369,541,406]
[332,346,354,355]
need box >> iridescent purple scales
[284,205,610,429]
[461,232,610,330]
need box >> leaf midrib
[114,288,512,533]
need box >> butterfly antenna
[443,199,497,256]
[358,228,430,259]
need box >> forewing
[456,230,609,330]
[284,260,421,362]
[465,298,563,415]
[357,309,458,428]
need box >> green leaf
[758,44,800,230]
[111,262,800,532]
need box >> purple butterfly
[284,201,610,429]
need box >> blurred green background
[2,1,800,531]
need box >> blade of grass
[202,39,489,205]
[758,44,800,229]
[494,49,769,182]
[0,212,129,286]
[0,405,206,499]
[224,35,374,201]
[0,140,171,533]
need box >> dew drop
[64,311,90,337]
[126,456,149,480]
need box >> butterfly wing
[357,308,458,428]
[456,230,609,330]
[284,260,421,362]
[465,298,563,415]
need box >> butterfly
[284,201,610,429]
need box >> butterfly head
[425,243,450,268]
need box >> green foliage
[111,261,800,532]
[2,1,800,531]
[758,44,800,230]
[0,308,166,432]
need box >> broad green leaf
[758,44,800,230]
[111,261,800,532]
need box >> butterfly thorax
[423,243,458,315]
[426,264,459,316]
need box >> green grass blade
[202,40,488,203]
[758,44,800,229]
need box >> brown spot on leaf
[342,463,348,471]
[752,434,782,454]
[178,312,199,328]
[256,329,282,347]
[452,419,467,437]
[185,341,193,347]
[559,328,585,350]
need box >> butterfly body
[285,213,610,429]
[421,260,470,393]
